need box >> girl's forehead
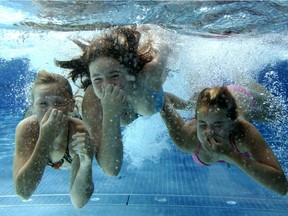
[89,57,126,73]
[197,105,227,117]
[198,105,222,112]
[33,83,71,98]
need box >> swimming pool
[0,1,288,215]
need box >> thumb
[40,109,52,125]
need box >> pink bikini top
[192,134,250,166]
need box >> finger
[121,94,126,102]
[41,108,52,124]
[98,86,105,99]
[203,138,213,153]
[72,143,90,155]
[114,89,124,100]
[208,136,216,145]
[49,108,59,122]
[72,132,87,140]
[104,84,114,95]
[56,110,63,120]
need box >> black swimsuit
[47,128,73,169]
[47,147,73,169]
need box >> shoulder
[234,118,263,149]
[236,118,258,135]
[15,115,39,150]
[16,115,39,135]
[186,119,197,141]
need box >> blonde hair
[31,70,73,101]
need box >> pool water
[1,1,288,215]
[0,109,287,216]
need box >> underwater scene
[1,1,288,216]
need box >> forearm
[165,92,190,110]
[14,138,49,199]
[70,157,94,208]
[97,111,123,176]
[160,104,187,147]
[227,152,288,195]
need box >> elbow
[72,200,87,209]
[275,187,287,196]
[71,185,94,209]
[173,139,190,153]
[272,175,288,196]
[97,156,122,177]
[102,166,121,177]
[282,181,288,196]
[15,186,33,200]
[14,178,34,200]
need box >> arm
[69,132,94,209]
[165,92,191,110]
[82,85,123,176]
[13,110,65,199]
[213,121,287,195]
[160,97,197,152]
[13,119,48,199]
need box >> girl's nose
[205,127,214,136]
[104,80,116,86]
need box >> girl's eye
[213,123,224,128]
[199,124,206,129]
[93,78,103,83]
[54,101,65,106]
[38,102,47,106]
[111,74,120,79]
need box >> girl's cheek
[93,84,103,95]
[197,130,205,142]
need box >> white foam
[123,114,171,169]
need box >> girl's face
[89,57,130,98]
[32,83,74,122]
[196,105,235,144]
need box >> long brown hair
[196,86,238,120]
[55,26,154,90]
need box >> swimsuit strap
[194,143,201,155]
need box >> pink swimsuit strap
[192,144,210,166]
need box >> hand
[71,133,94,165]
[98,84,126,115]
[202,135,232,158]
[40,108,68,151]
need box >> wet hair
[55,25,154,90]
[195,86,238,120]
[31,70,73,101]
